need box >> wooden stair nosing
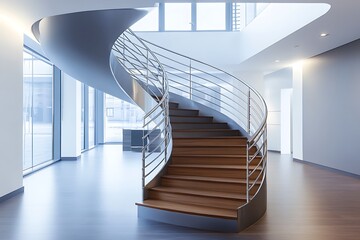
[169,164,262,171]
[137,200,237,219]
[162,175,261,185]
[150,186,247,200]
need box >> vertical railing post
[189,59,192,100]
[146,51,149,86]
[246,141,250,203]
[163,72,168,164]
[142,120,146,199]
[247,89,251,134]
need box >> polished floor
[0,145,359,240]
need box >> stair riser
[148,191,246,210]
[170,116,213,123]
[173,138,248,146]
[172,147,257,155]
[162,178,244,194]
[171,123,228,130]
[167,167,262,179]
[172,131,240,138]
[171,156,262,166]
[169,102,179,108]
[170,109,199,116]
[161,178,260,195]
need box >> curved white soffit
[0,0,157,38]
[238,3,331,63]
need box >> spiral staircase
[33,8,267,233]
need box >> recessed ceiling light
[275,60,280,63]
[320,33,329,37]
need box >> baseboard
[268,150,281,153]
[61,155,81,161]
[0,187,24,203]
[293,158,360,179]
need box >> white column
[0,20,24,197]
[61,73,82,160]
[281,89,293,154]
[292,62,303,160]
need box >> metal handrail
[112,29,267,206]
[139,34,268,204]
[111,29,172,191]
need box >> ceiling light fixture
[320,33,329,37]
[275,60,280,63]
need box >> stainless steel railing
[113,29,267,203]
[111,29,172,190]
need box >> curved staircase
[136,100,263,232]
[33,8,267,233]
[112,29,268,232]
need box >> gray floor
[0,145,359,240]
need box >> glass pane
[165,3,192,31]
[23,50,54,169]
[131,7,159,31]
[88,87,95,148]
[197,3,226,31]
[23,53,33,170]
[256,3,270,16]
[81,83,85,150]
[104,94,143,143]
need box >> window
[131,7,159,31]
[80,83,97,150]
[196,3,226,31]
[23,49,54,170]
[88,86,96,148]
[81,83,85,150]
[165,3,192,31]
[104,94,143,143]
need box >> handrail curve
[112,29,267,206]
[111,29,172,190]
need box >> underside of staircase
[136,100,264,232]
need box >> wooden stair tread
[170,115,212,118]
[169,164,262,170]
[173,145,248,148]
[172,154,254,158]
[163,175,261,185]
[173,136,247,139]
[137,200,237,219]
[170,108,198,111]
[151,186,247,200]
[171,122,227,125]
[172,129,238,132]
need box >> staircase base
[137,205,239,233]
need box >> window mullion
[159,3,165,32]
[192,2,196,31]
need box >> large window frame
[131,2,236,32]
[81,83,98,151]
[23,47,61,175]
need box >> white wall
[61,73,82,159]
[292,62,303,160]
[0,21,23,198]
[302,39,360,175]
[238,3,330,63]
[232,70,265,96]
[281,89,293,154]
[137,31,242,68]
[264,68,292,151]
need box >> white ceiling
[1,0,359,73]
